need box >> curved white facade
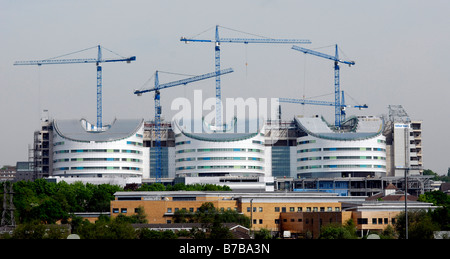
[295,116,387,178]
[52,118,145,179]
[173,120,266,178]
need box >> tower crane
[180,25,311,127]
[14,45,136,129]
[134,68,234,182]
[279,91,367,124]
[290,44,359,129]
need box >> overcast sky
[1,0,449,175]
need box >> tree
[418,190,450,207]
[379,225,398,239]
[418,190,450,231]
[10,221,69,239]
[75,216,137,239]
[318,219,358,239]
[254,228,272,239]
[423,169,450,182]
[394,210,439,239]
[173,202,250,239]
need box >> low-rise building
[110,191,365,233]
[110,190,437,238]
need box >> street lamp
[396,166,420,239]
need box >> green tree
[254,228,272,239]
[418,190,450,207]
[87,184,122,212]
[418,190,450,231]
[394,210,439,239]
[379,225,398,239]
[318,219,358,239]
[11,221,47,239]
[76,216,137,239]
[138,183,166,191]
[173,208,193,223]
[173,202,250,239]
[430,206,450,231]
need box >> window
[113,208,119,213]
[384,218,389,224]
[306,207,311,212]
[121,208,127,213]
[372,218,377,224]
[275,207,280,212]
[247,207,251,212]
[167,208,172,213]
[259,207,263,212]
[290,207,295,212]
[259,219,263,224]
[320,207,325,212]
[357,218,368,224]
[282,207,286,213]
[297,207,302,212]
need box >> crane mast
[14,45,136,129]
[290,44,358,129]
[180,25,311,128]
[134,68,234,182]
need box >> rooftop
[53,118,143,142]
[294,115,384,141]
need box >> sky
[1,0,449,175]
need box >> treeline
[0,179,231,225]
[3,203,252,239]
[318,190,450,239]
[126,182,231,192]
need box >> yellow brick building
[110,191,366,232]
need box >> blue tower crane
[180,25,311,127]
[134,68,234,182]
[290,44,357,128]
[14,45,136,129]
[279,91,367,120]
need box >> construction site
[12,26,427,196]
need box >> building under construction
[27,104,431,195]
